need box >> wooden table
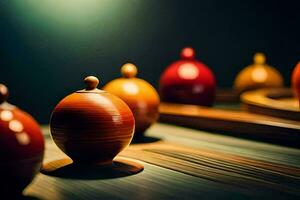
[24,123,300,200]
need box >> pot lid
[160,47,215,82]
[121,63,138,78]
[0,84,9,104]
[233,52,284,92]
[103,63,160,102]
[249,52,270,69]
[0,84,17,110]
[76,76,106,94]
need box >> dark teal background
[0,0,299,123]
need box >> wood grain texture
[241,88,300,121]
[159,102,300,147]
[103,64,160,136]
[215,88,239,103]
[50,91,135,165]
[23,124,300,200]
[122,144,300,195]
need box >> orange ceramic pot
[103,63,160,137]
[0,84,44,196]
[292,61,300,106]
[50,76,135,165]
[234,53,284,93]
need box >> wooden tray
[159,102,300,147]
[241,88,300,121]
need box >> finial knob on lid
[84,76,99,90]
[0,84,9,104]
[180,47,195,59]
[254,53,266,65]
[121,63,137,78]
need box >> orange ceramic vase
[50,76,135,165]
[103,63,160,137]
[234,53,284,93]
[0,84,44,196]
[292,62,300,106]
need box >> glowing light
[178,63,199,80]
[10,0,132,32]
[0,110,13,121]
[9,120,24,133]
[7,0,144,63]
[252,67,268,83]
[12,0,116,22]
[16,132,30,145]
[123,82,139,95]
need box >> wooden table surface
[24,123,300,200]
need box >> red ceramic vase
[0,84,44,196]
[292,61,300,106]
[159,47,216,106]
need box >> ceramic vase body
[160,51,216,106]
[50,91,135,165]
[234,53,284,93]
[0,103,44,195]
[103,78,160,136]
[292,62,300,105]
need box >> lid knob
[0,84,9,104]
[180,47,195,59]
[254,53,266,65]
[84,76,99,90]
[121,63,137,78]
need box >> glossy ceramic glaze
[159,47,216,106]
[0,84,44,196]
[292,61,300,106]
[234,53,284,93]
[103,63,160,136]
[50,76,135,165]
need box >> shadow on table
[131,135,161,144]
[2,194,42,200]
[40,157,144,180]
[20,196,42,200]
